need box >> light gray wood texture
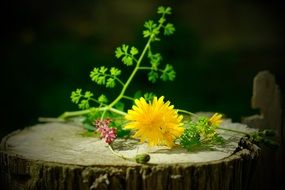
[1,120,259,190]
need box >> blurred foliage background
[1,0,284,138]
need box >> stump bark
[0,119,259,190]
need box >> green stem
[109,36,154,108]
[218,127,249,135]
[115,77,125,86]
[59,13,167,120]
[108,145,133,161]
[58,106,126,120]
[177,109,199,118]
[109,13,166,108]
[122,95,135,101]
[109,107,127,116]
[58,109,91,119]
[90,98,106,105]
[100,110,107,120]
[105,74,125,86]
[138,66,164,72]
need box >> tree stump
[0,119,260,190]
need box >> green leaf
[98,96,108,104]
[152,28,160,36]
[143,20,159,38]
[97,76,106,85]
[110,67,121,77]
[179,122,201,151]
[143,30,151,38]
[158,17,166,24]
[70,89,82,104]
[106,78,116,88]
[84,91,93,99]
[122,44,129,53]
[157,6,165,14]
[98,94,108,104]
[99,66,108,74]
[149,53,162,70]
[164,7,172,15]
[122,55,133,66]
[164,23,175,36]
[79,99,90,109]
[115,47,124,58]
[144,20,156,30]
[90,68,100,81]
[148,70,159,83]
[161,64,176,81]
[130,47,139,56]
[143,92,156,102]
[157,6,172,15]
[116,44,135,66]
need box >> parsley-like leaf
[98,94,108,104]
[115,44,137,66]
[71,89,82,104]
[122,44,129,53]
[161,64,176,81]
[106,78,116,88]
[144,20,156,30]
[79,99,90,109]
[84,91,93,99]
[110,67,121,77]
[115,47,124,58]
[149,53,162,70]
[130,47,139,56]
[122,55,133,66]
[90,68,99,81]
[157,6,172,15]
[148,70,159,83]
[164,23,175,36]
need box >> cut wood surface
[0,120,259,190]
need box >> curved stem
[122,95,135,101]
[89,98,106,105]
[218,127,249,135]
[176,109,199,118]
[114,77,125,86]
[108,145,133,161]
[109,107,127,116]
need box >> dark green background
[2,0,284,138]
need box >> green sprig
[179,117,224,151]
[60,6,176,123]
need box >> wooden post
[242,70,284,190]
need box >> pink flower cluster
[93,119,117,144]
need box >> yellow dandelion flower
[209,113,223,126]
[124,96,184,147]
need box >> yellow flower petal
[124,96,184,147]
[209,113,223,126]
